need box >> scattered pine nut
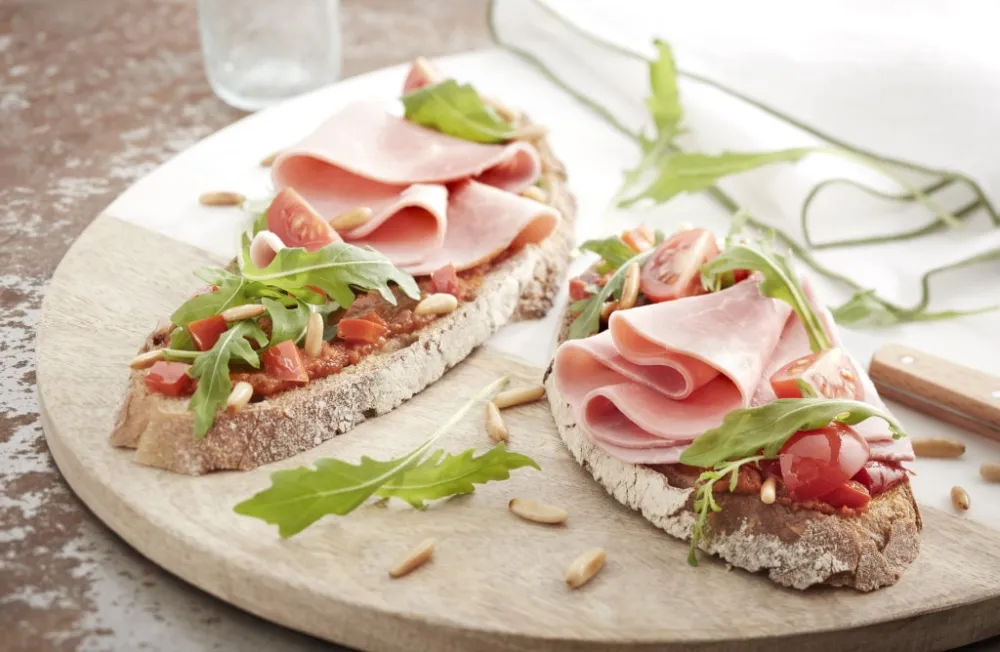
[130,349,164,370]
[912,437,966,459]
[199,191,245,207]
[226,381,253,412]
[600,300,618,321]
[520,186,547,203]
[259,150,282,167]
[980,463,1000,483]
[221,303,266,322]
[415,293,459,316]
[304,312,324,357]
[618,262,640,310]
[493,385,545,409]
[330,206,373,231]
[565,548,606,589]
[759,476,777,505]
[388,538,435,578]
[951,486,970,512]
[508,498,568,525]
[511,123,548,142]
[485,400,508,442]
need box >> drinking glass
[198,0,342,111]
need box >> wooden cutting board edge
[35,214,1000,652]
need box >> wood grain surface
[34,214,1000,651]
[870,344,1000,442]
[0,1,489,650]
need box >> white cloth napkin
[491,0,1000,373]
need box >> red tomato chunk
[144,361,193,397]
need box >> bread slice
[110,131,575,475]
[543,312,921,591]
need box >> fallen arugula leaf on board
[700,244,832,353]
[234,377,541,537]
[188,321,268,439]
[679,398,905,470]
[402,79,512,144]
[240,242,420,308]
[567,247,657,340]
[375,444,539,509]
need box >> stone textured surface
[0,1,488,650]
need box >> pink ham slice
[401,180,558,275]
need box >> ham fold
[271,101,556,272]
[552,277,914,465]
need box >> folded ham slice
[271,101,551,272]
[552,276,914,466]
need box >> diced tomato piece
[402,56,444,94]
[337,318,388,344]
[358,311,387,327]
[187,315,228,351]
[779,422,870,501]
[639,228,720,303]
[267,188,339,252]
[568,269,609,302]
[820,480,871,510]
[732,269,751,283]
[144,361,194,397]
[431,264,460,296]
[853,461,908,496]
[621,224,655,253]
[770,348,863,400]
[262,340,309,384]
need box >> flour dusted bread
[110,132,574,475]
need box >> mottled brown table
[0,1,487,649]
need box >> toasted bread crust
[110,132,574,475]
[543,313,921,590]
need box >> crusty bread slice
[110,132,575,475]
[543,317,921,591]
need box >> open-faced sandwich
[544,221,920,591]
[111,57,574,475]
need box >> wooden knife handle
[869,344,1000,442]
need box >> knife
[868,344,1000,442]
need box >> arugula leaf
[234,376,513,537]
[375,444,539,508]
[241,242,420,308]
[567,247,657,340]
[170,276,249,327]
[687,456,762,565]
[700,244,831,353]
[260,297,311,346]
[679,398,905,469]
[646,39,683,138]
[579,236,635,273]
[169,327,196,351]
[619,149,813,207]
[402,80,512,144]
[194,267,240,286]
[187,321,268,439]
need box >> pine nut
[980,462,1000,483]
[493,385,545,409]
[511,123,548,142]
[618,262,640,310]
[304,312,323,357]
[951,486,970,512]
[130,349,164,370]
[199,191,245,207]
[520,186,547,203]
[415,293,459,316]
[259,150,282,167]
[912,437,966,459]
[509,498,568,525]
[760,476,777,505]
[388,538,435,578]
[330,206,373,231]
[565,548,606,589]
[485,400,508,442]
[226,381,253,412]
[221,303,266,322]
[600,300,618,321]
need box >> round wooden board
[36,52,1000,651]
